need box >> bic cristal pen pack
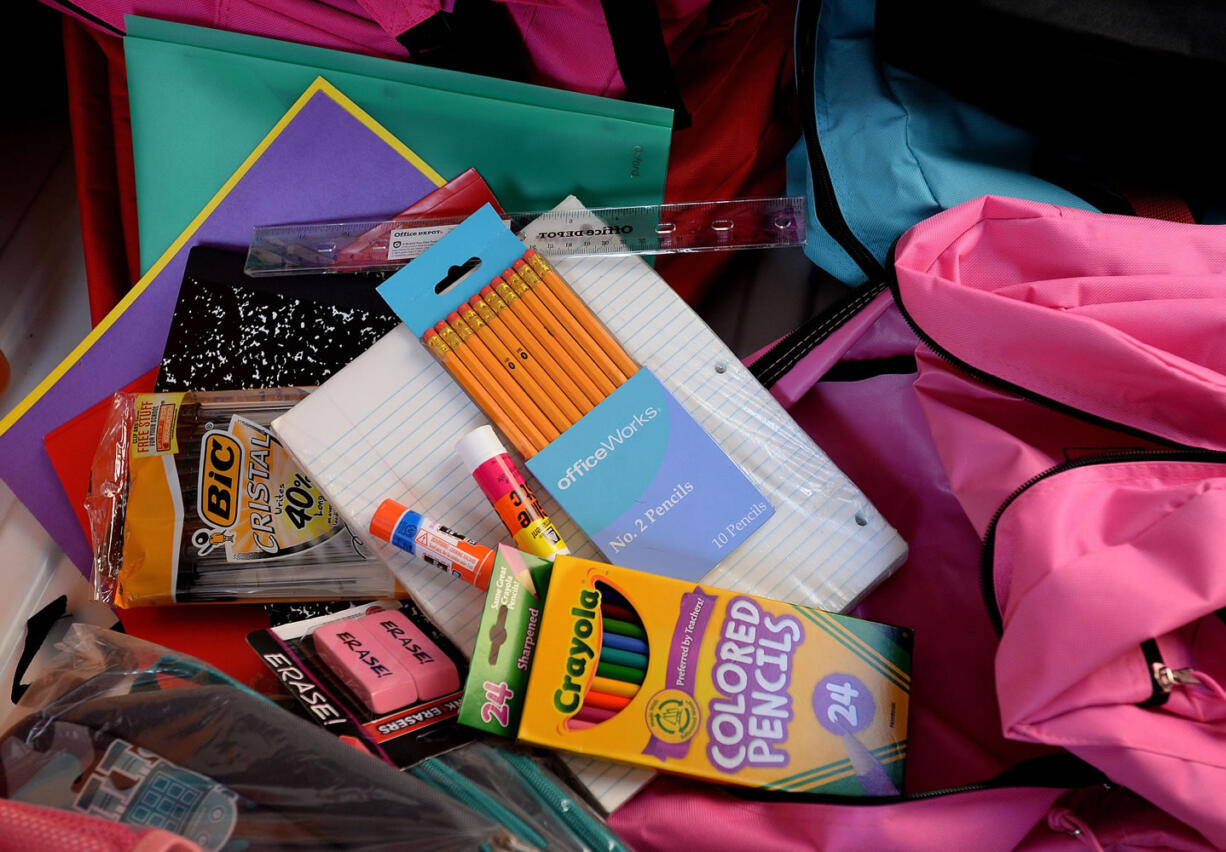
[377,205,774,580]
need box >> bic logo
[197,431,243,528]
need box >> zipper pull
[1151,663,1202,693]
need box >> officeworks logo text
[556,407,659,491]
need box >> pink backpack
[613,196,1226,849]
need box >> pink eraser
[313,618,420,714]
[366,610,461,701]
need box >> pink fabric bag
[615,197,1226,849]
[891,194,1226,847]
[0,798,200,852]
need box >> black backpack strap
[731,753,1109,805]
[398,1,690,128]
[749,275,886,389]
[397,0,533,82]
[598,0,691,128]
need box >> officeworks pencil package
[378,205,774,583]
[515,556,913,795]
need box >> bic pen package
[506,555,913,795]
[377,205,774,581]
[86,388,397,606]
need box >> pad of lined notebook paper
[272,197,908,810]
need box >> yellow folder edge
[0,76,445,437]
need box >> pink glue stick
[456,426,570,562]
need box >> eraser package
[377,205,774,581]
[512,556,912,795]
[247,599,473,768]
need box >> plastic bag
[85,388,397,606]
[0,625,509,850]
[418,743,631,852]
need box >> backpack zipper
[731,754,1107,805]
[883,242,1193,451]
[749,0,891,390]
[978,450,1226,636]
[794,0,885,284]
[882,242,1226,705]
[980,451,1226,708]
[750,278,887,387]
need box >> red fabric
[116,605,272,688]
[44,368,158,543]
[657,0,799,303]
[1123,191,1196,224]
[63,17,137,325]
[42,0,405,58]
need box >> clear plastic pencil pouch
[86,388,398,606]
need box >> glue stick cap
[456,425,508,475]
[370,499,412,544]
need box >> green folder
[124,16,673,273]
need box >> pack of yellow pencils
[513,555,912,795]
[377,205,774,583]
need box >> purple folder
[0,79,442,575]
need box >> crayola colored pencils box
[517,556,912,795]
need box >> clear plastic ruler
[244,196,806,276]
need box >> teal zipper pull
[413,757,549,849]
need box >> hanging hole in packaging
[488,605,510,664]
[434,256,484,295]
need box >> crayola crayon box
[516,556,913,795]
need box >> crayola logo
[198,431,243,528]
[553,587,602,713]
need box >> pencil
[502,267,617,400]
[589,675,639,699]
[601,617,646,641]
[447,311,558,448]
[488,279,602,411]
[523,249,637,380]
[515,256,629,387]
[574,705,617,725]
[468,294,581,430]
[431,324,544,457]
[582,690,632,712]
[599,647,649,670]
[601,632,649,655]
[595,660,645,684]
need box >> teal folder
[124,17,673,272]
